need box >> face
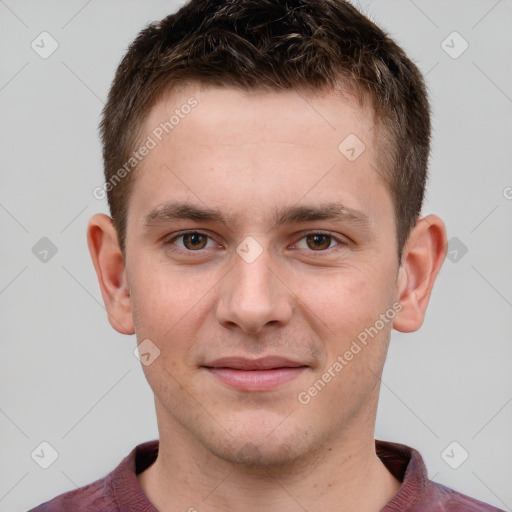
[123,85,402,466]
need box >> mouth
[202,356,309,392]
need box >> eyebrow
[142,200,373,233]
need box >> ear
[87,213,135,335]
[393,214,447,333]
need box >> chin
[211,438,307,468]
[201,415,316,469]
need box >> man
[29,0,504,510]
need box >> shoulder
[425,480,506,511]
[27,476,114,512]
[27,440,159,512]
[375,439,505,512]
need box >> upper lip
[203,356,308,370]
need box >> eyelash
[162,230,347,255]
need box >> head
[88,0,446,467]
[99,0,432,264]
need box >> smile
[204,367,308,391]
[202,356,309,391]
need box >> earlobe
[87,214,135,335]
[393,215,447,333]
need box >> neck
[138,413,401,511]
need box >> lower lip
[204,367,308,391]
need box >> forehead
[143,84,376,151]
[129,84,391,233]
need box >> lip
[204,356,306,370]
[202,356,308,391]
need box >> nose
[215,244,294,335]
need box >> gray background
[1,0,511,510]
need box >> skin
[88,84,447,511]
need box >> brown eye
[163,231,219,256]
[305,233,333,250]
[182,232,208,250]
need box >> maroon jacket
[28,439,505,511]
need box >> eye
[293,232,344,251]
[162,230,347,255]
[165,231,218,251]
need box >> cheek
[129,255,207,329]
[128,257,222,371]
[294,264,396,387]
[294,264,389,332]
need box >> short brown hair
[99,0,431,262]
